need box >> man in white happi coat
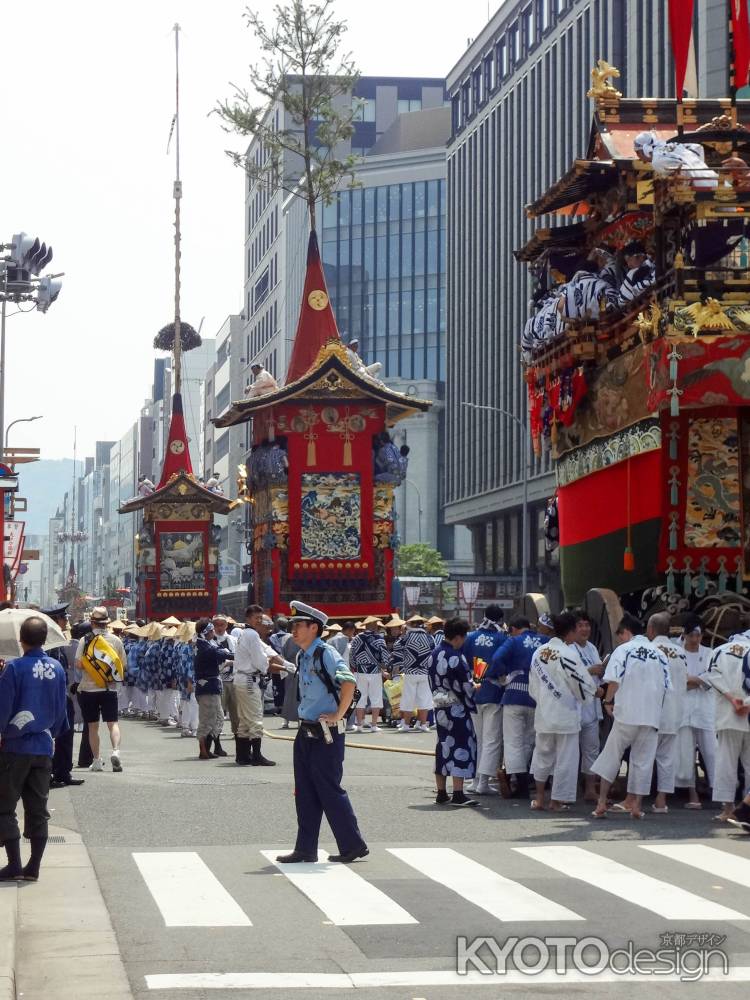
[634,130,719,190]
[704,630,750,821]
[529,613,597,811]
[573,613,604,801]
[590,613,670,820]
[246,364,279,397]
[676,618,716,808]
[648,612,695,813]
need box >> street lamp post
[461,401,529,597]
[5,414,43,453]
[404,477,423,544]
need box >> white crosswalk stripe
[132,852,252,927]
[133,842,750,932]
[515,845,749,921]
[261,850,418,926]
[388,847,583,922]
[642,843,750,889]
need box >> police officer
[276,602,369,864]
[42,604,85,789]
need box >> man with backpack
[74,607,126,773]
[276,601,368,865]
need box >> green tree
[215,0,361,233]
[397,544,448,579]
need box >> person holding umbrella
[0,615,69,880]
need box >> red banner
[558,451,662,548]
[668,0,695,96]
[733,0,750,88]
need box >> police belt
[299,720,326,738]
[299,719,342,739]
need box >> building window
[216,338,230,368]
[352,97,376,122]
[451,93,461,132]
[253,267,269,312]
[496,38,508,80]
[461,81,470,121]
[522,5,535,50]
[508,25,520,66]
[472,67,482,108]
[215,383,231,416]
[397,98,422,114]
[214,431,230,462]
[484,53,495,95]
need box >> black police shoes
[327,845,369,864]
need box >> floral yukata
[428,640,477,779]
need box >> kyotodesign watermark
[456,934,729,982]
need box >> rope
[264,729,433,757]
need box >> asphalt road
[48,714,750,1000]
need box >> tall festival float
[520,45,750,648]
[119,27,232,620]
[214,233,431,619]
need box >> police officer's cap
[41,602,70,619]
[289,601,328,628]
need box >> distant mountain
[15,459,76,535]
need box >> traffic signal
[36,275,62,313]
[6,232,53,291]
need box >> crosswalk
[134,840,750,930]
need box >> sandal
[530,799,545,811]
[651,805,669,814]
[684,802,702,810]
[607,803,629,813]
[590,807,607,819]
[630,811,645,820]
[549,804,570,812]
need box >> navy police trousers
[293,727,365,856]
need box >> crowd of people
[422,605,750,824]
[2,596,750,884]
[23,601,750,826]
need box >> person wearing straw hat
[75,608,127,774]
[175,622,199,739]
[349,616,389,733]
[426,615,446,647]
[276,601,368,865]
[391,615,435,733]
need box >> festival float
[214,233,431,619]
[518,31,750,644]
[119,27,231,620]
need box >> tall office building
[242,77,446,388]
[445,0,730,602]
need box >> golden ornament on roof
[308,289,329,311]
[586,59,622,100]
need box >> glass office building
[320,176,446,382]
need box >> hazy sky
[1,0,492,461]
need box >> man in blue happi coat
[0,616,68,881]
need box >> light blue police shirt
[297,637,356,722]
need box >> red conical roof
[285,231,341,384]
[158,392,193,488]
